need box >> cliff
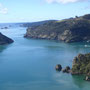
[0,33,14,45]
[24,14,90,43]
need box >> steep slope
[24,14,90,43]
[0,33,14,45]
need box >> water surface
[0,25,90,90]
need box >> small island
[72,53,90,75]
[56,53,90,81]
[0,32,14,45]
[71,53,90,81]
[24,14,90,43]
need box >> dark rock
[1,27,8,29]
[24,14,90,43]
[66,66,70,71]
[55,64,62,71]
[0,32,14,45]
[1,28,3,29]
[62,66,71,73]
[62,69,67,73]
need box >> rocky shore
[0,32,14,45]
[24,14,90,43]
[56,53,90,81]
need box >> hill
[24,14,90,43]
[22,20,57,27]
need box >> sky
[0,0,90,23]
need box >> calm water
[0,25,90,90]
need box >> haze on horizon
[0,0,90,23]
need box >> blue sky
[0,0,90,23]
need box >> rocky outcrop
[55,64,62,71]
[24,14,90,43]
[72,53,90,76]
[0,33,14,45]
[55,64,71,73]
[55,53,90,81]
[62,66,71,73]
[1,27,8,29]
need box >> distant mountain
[24,14,90,43]
[22,20,57,27]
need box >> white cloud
[46,0,89,4]
[0,3,8,14]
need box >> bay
[0,25,90,90]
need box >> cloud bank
[46,0,89,4]
[0,3,8,14]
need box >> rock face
[24,14,90,43]
[72,53,90,75]
[0,33,14,45]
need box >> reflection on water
[72,75,86,88]
[0,45,8,53]
[71,75,90,90]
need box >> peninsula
[24,14,90,43]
